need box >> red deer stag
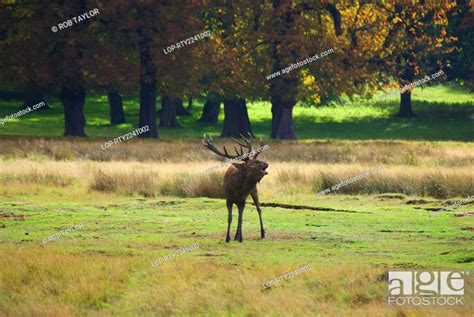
[203,133,269,243]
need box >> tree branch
[324,3,342,36]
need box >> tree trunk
[269,74,298,139]
[220,98,253,138]
[398,92,415,117]
[160,97,181,127]
[107,90,126,124]
[187,97,193,110]
[269,0,298,139]
[175,98,191,116]
[199,99,221,123]
[397,54,416,117]
[58,0,86,137]
[59,84,86,137]
[138,75,158,137]
[271,97,297,139]
[137,22,158,138]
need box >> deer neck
[238,169,258,188]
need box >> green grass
[0,85,472,141]
[0,192,473,315]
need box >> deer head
[202,133,269,180]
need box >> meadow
[0,85,473,141]
[0,85,473,316]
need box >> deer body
[224,165,258,202]
[203,134,268,243]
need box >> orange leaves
[446,2,457,10]
[434,8,449,25]
[414,65,421,76]
[392,17,403,24]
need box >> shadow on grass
[267,100,474,141]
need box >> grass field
[0,85,473,316]
[0,141,473,316]
[1,190,473,316]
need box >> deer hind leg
[251,188,265,239]
[234,201,245,242]
[226,199,233,243]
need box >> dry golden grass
[276,164,473,198]
[0,159,472,199]
[0,246,132,316]
[1,246,470,316]
[1,138,473,167]
[1,138,472,199]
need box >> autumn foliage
[0,1,470,138]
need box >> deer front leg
[234,201,245,243]
[226,199,233,243]
[234,207,241,241]
[251,188,265,239]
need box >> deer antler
[202,134,243,160]
[203,133,259,161]
[231,132,254,159]
[253,137,267,159]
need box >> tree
[0,1,91,136]
[445,1,473,89]
[93,1,204,137]
[152,2,208,131]
[135,3,158,137]
[107,90,126,124]
[159,97,181,127]
[220,98,253,137]
[249,1,344,139]
[187,97,193,110]
[356,2,458,116]
[0,1,140,136]
[199,98,221,123]
[267,0,300,139]
[249,1,458,135]
[200,1,267,137]
[175,98,191,116]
